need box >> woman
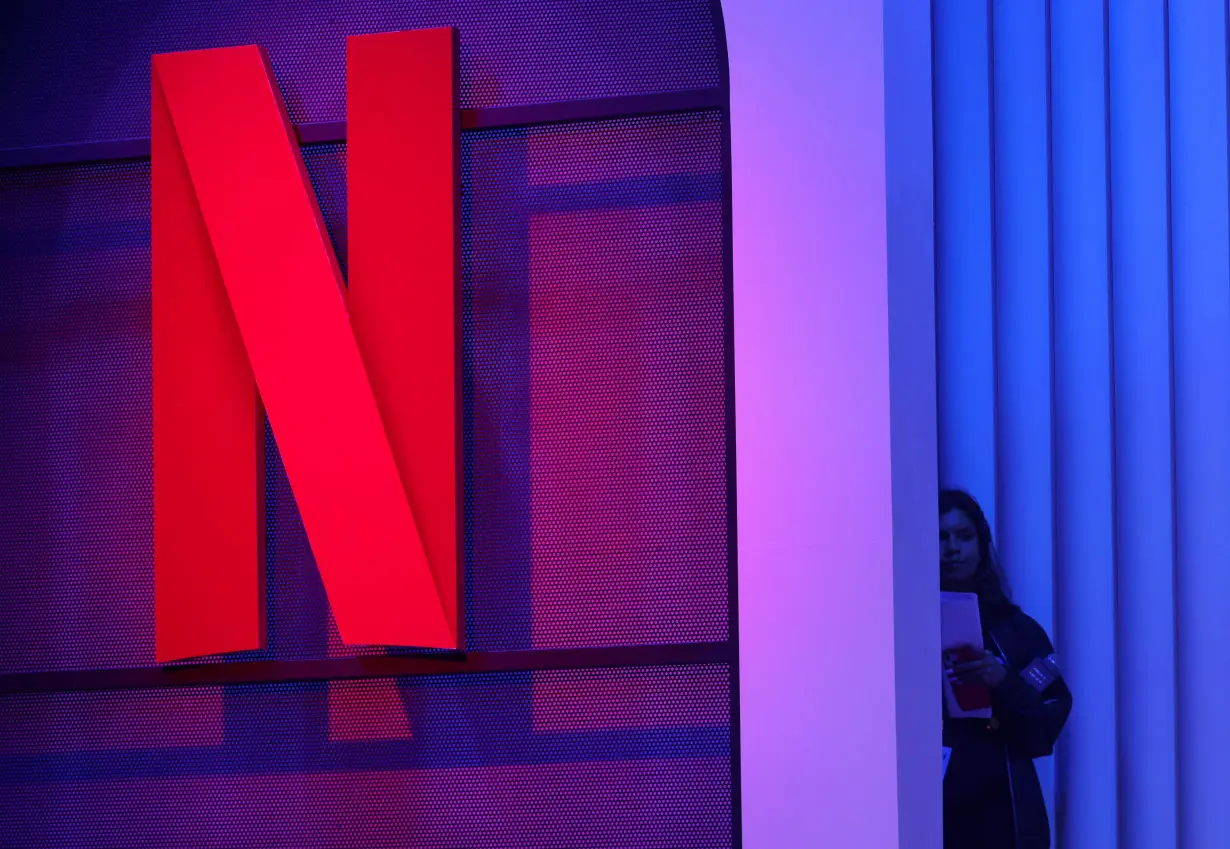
[940,489,1072,849]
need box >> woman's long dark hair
[939,489,1017,620]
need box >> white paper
[940,591,983,652]
[940,591,991,719]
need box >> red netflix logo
[152,29,461,662]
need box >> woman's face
[939,508,980,582]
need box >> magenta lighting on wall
[0,2,741,846]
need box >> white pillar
[727,1,939,845]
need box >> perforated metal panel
[0,111,727,672]
[0,160,153,673]
[1,4,735,842]
[0,665,732,848]
[0,0,721,149]
[461,113,728,652]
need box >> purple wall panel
[0,161,153,672]
[0,689,226,754]
[0,667,731,848]
[0,0,720,149]
[2,759,730,848]
[0,113,727,672]
[0,2,732,845]
[528,201,727,648]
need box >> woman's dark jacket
[944,608,1073,849]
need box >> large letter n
[152,29,461,662]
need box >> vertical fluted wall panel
[990,0,1057,821]
[930,1,1230,845]
[1167,3,1230,848]
[1106,2,1179,846]
[934,0,999,525]
[1049,2,1120,846]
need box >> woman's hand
[947,650,1008,689]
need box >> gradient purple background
[728,1,939,846]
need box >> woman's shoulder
[1003,608,1055,653]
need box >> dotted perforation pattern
[0,664,733,848]
[0,111,729,672]
[0,0,721,149]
